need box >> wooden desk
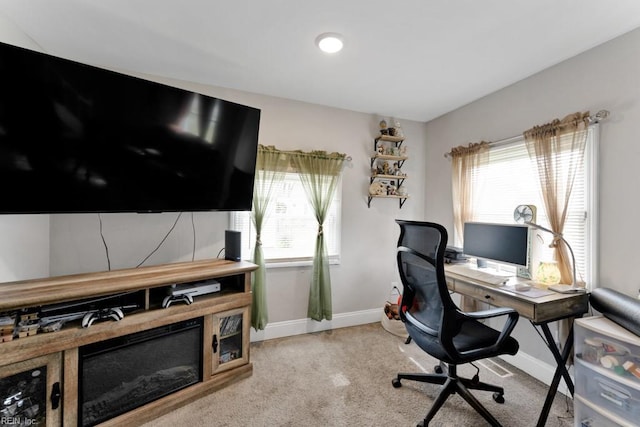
[445,267,589,324]
[445,265,589,427]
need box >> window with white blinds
[467,126,598,287]
[229,172,341,265]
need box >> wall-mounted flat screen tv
[0,42,260,213]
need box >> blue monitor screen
[463,222,529,267]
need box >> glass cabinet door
[0,353,61,427]
[211,307,249,374]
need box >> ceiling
[2,0,640,122]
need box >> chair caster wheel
[492,392,505,404]
[434,365,443,374]
[392,378,402,388]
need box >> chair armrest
[463,307,518,321]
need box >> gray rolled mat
[590,287,640,336]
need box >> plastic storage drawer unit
[575,358,640,419]
[575,316,640,426]
[575,395,636,427]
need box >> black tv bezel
[0,41,260,215]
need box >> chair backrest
[396,220,459,350]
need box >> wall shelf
[368,134,408,208]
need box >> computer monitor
[463,222,529,268]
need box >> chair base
[392,363,505,427]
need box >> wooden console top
[0,258,258,311]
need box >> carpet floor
[142,322,575,426]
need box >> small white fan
[513,205,536,224]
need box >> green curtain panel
[251,145,289,330]
[290,150,347,321]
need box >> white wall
[49,212,229,275]
[0,215,49,282]
[424,27,640,361]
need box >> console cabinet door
[211,307,250,374]
[0,353,62,427]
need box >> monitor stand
[476,259,488,269]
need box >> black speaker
[225,230,241,261]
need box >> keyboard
[446,265,512,286]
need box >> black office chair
[392,220,520,427]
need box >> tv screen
[0,42,260,213]
[463,222,529,267]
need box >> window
[230,172,341,266]
[466,126,598,287]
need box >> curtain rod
[443,109,609,158]
[258,145,352,161]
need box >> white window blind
[467,127,598,287]
[230,172,341,265]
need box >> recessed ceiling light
[316,33,344,54]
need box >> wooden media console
[0,258,258,426]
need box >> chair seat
[405,319,519,364]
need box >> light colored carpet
[142,323,574,426]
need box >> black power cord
[136,212,183,268]
[99,212,196,270]
[98,213,111,271]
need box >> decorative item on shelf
[369,182,386,196]
[397,186,408,197]
[382,161,391,175]
[535,261,562,286]
[379,119,388,135]
[393,119,404,138]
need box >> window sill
[264,257,341,269]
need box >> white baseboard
[250,308,381,342]
[250,309,570,396]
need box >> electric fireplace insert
[78,318,203,426]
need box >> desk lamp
[524,221,585,293]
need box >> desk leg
[534,321,574,427]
